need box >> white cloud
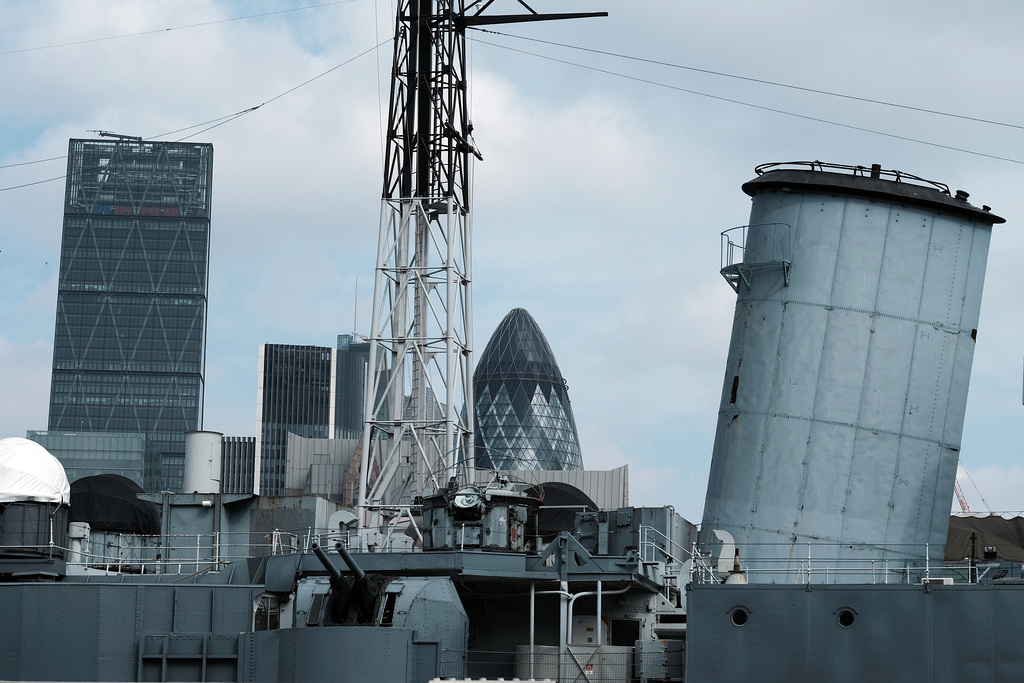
[3,0,1024,519]
[0,337,51,439]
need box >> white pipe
[530,582,535,680]
[357,200,393,534]
[534,584,573,655]
[566,583,630,645]
[464,157,476,487]
[559,580,568,653]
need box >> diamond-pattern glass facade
[48,139,213,492]
[473,308,583,471]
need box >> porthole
[730,608,749,627]
[837,609,855,628]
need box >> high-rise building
[256,345,332,496]
[472,308,583,471]
[26,431,162,491]
[333,335,371,439]
[255,336,372,496]
[47,138,213,492]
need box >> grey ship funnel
[472,308,583,471]
[700,163,1004,582]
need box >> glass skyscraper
[472,308,583,471]
[334,334,371,439]
[256,336,372,495]
[257,345,332,496]
[26,431,162,492]
[47,138,213,492]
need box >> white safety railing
[687,540,1020,585]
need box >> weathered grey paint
[702,168,1001,580]
[0,573,469,682]
[242,628,418,682]
[685,582,1024,682]
[0,581,260,681]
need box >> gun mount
[310,541,384,624]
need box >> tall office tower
[256,345,332,496]
[26,431,162,491]
[255,338,373,495]
[47,138,213,492]
[333,334,371,439]
[472,308,583,471]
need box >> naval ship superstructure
[0,442,694,681]
[3,1,1023,680]
[3,159,1020,683]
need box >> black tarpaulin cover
[946,513,1024,562]
[70,474,161,534]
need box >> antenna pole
[356,1,605,542]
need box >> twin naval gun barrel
[310,541,378,623]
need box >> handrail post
[806,542,812,584]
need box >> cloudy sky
[2,0,1023,523]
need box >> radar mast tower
[357,1,605,541]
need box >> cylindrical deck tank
[183,430,223,494]
[700,163,1005,582]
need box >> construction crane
[954,463,993,514]
[355,1,605,544]
[954,477,970,513]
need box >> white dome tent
[0,437,71,573]
[0,437,70,504]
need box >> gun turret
[309,541,382,625]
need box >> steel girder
[359,0,475,533]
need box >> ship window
[255,595,281,631]
[730,607,749,627]
[837,609,855,628]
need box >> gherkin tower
[473,308,583,471]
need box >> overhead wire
[472,28,1024,133]
[158,39,387,142]
[467,33,1024,166]
[0,1,357,57]
[4,5,1023,191]
[0,41,387,192]
[0,156,66,169]
[0,1,370,186]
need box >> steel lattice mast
[357,1,605,542]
